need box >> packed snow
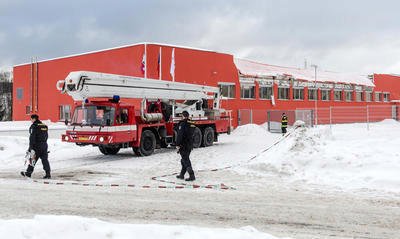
[1,120,400,238]
[240,120,400,193]
[0,215,288,239]
[1,120,399,192]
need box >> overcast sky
[0,0,399,74]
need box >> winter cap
[30,114,39,120]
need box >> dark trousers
[26,144,50,174]
[281,127,287,134]
[179,149,193,176]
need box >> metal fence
[238,105,399,132]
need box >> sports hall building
[12,43,400,126]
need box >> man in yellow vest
[281,113,288,136]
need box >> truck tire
[202,127,214,147]
[99,145,120,155]
[132,147,140,156]
[192,127,202,148]
[138,130,156,156]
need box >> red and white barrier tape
[151,127,298,189]
[32,127,298,191]
[32,179,231,190]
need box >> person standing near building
[176,111,196,181]
[281,113,288,136]
[21,114,51,179]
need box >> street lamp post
[311,64,318,126]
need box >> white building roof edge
[13,42,217,67]
[234,58,375,87]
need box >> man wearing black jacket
[21,114,51,179]
[175,111,196,181]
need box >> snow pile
[231,123,269,136]
[0,215,289,239]
[248,120,400,192]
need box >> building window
[219,83,235,98]
[278,87,289,100]
[356,92,363,102]
[345,91,353,102]
[16,88,23,100]
[59,105,71,121]
[321,90,330,101]
[240,84,255,99]
[375,92,381,102]
[365,92,372,102]
[25,106,31,115]
[383,93,390,102]
[308,89,317,100]
[259,86,273,99]
[293,88,304,100]
[334,90,342,101]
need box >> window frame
[345,90,353,102]
[321,89,330,101]
[308,88,317,101]
[375,92,381,102]
[259,86,273,100]
[278,87,289,100]
[240,83,255,99]
[365,91,372,102]
[355,91,364,102]
[383,92,390,102]
[292,88,304,100]
[218,82,236,99]
[334,90,343,101]
[59,105,72,121]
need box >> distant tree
[0,69,13,121]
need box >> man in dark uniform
[175,111,196,181]
[281,112,288,136]
[21,114,51,179]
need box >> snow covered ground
[0,120,400,238]
[0,215,286,239]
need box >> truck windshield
[71,105,115,126]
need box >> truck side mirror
[64,119,69,126]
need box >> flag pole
[159,46,162,80]
[144,43,147,79]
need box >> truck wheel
[132,147,140,156]
[138,130,156,156]
[192,127,202,148]
[106,146,121,155]
[99,145,108,155]
[202,127,214,147]
[99,145,120,155]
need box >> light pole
[311,64,318,126]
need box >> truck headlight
[64,136,69,141]
[99,137,104,142]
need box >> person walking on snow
[176,111,196,181]
[21,114,51,179]
[281,112,288,136]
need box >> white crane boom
[57,71,220,103]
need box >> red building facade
[12,43,400,126]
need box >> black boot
[185,167,195,181]
[20,171,31,178]
[43,171,51,179]
[176,168,186,180]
